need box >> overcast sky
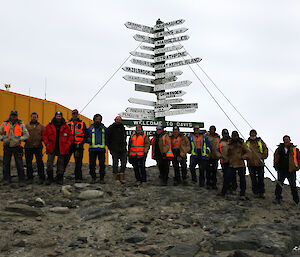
[1,0,300,177]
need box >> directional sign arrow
[135,84,154,93]
[154,19,185,30]
[155,70,183,79]
[122,67,154,77]
[154,104,172,112]
[154,57,202,70]
[119,112,154,120]
[154,45,183,54]
[157,98,184,105]
[122,119,204,128]
[131,59,154,68]
[123,75,154,85]
[125,22,154,33]
[158,90,186,100]
[133,34,154,44]
[154,80,192,92]
[154,51,188,62]
[155,35,189,47]
[171,103,198,109]
[155,108,196,118]
[140,45,155,52]
[154,76,178,85]
[128,98,156,106]
[153,27,188,38]
[125,107,154,115]
[130,51,154,59]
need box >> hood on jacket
[229,138,244,145]
[247,136,262,141]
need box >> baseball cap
[10,110,18,116]
[72,109,79,114]
[156,126,163,130]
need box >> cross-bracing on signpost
[119,18,204,130]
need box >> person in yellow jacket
[151,126,174,186]
[0,110,29,186]
[128,124,150,184]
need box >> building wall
[0,89,108,164]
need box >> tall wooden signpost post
[120,19,204,135]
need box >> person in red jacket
[42,111,73,185]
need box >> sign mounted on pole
[154,104,171,113]
[155,108,196,118]
[122,67,154,77]
[171,103,198,109]
[133,34,154,44]
[140,45,155,52]
[153,27,188,38]
[131,59,154,68]
[130,51,154,59]
[119,112,154,120]
[135,84,154,93]
[153,45,183,54]
[125,107,154,115]
[123,75,154,85]
[154,19,185,30]
[154,80,192,92]
[154,58,202,70]
[122,119,204,128]
[158,90,186,99]
[125,22,154,33]
[154,51,188,62]
[155,70,183,79]
[154,35,189,47]
[157,98,184,105]
[128,97,156,106]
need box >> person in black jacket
[106,116,127,183]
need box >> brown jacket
[226,139,251,168]
[128,133,150,158]
[0,120,29,147]
[274,143,300,172]
[25,122,45,148]
[151,133,171,159]
[219,138,230,164]
[246,137,268,167]
[207,133,221,159]
[170,134,191,159]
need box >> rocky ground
[0,162,300,257]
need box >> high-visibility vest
[172,136,180,149]
[151,134,174,158]
[2,122,23,146]
[129,134,146,157]
[67,120,85,144]
[247,139,263,154]
[190,134,210,157]
[292,147,299,168]
[219,141,223,164]
[90,127,105,149]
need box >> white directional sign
[131,59,154,68]
[157,98,184,105]
[125,107,154,115]
[155,35,189,47]
[154,80,192,92]
[130,51,154,59]
[153,27,188,38]
[154,45,183,54]
[154,19,185,30]
[133,34,154,44]
[128,98,156,106]
[140,45,155,52]
[123,75,153,85]
[154,104,171,112]
[155,108,196,118]
[122,67,154,77]
[154,51,188,62]
[158,90,186,99]
[135,84,154,93]
[155,70,183,79]
[119,112,154,120]
[171,103,198,109]
[154,58,202,69]
[125,22,154,33]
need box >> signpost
[133,34,154,44]
[119,112,154,120]
[154,57,202,69]
[122,119,204,128]
[154,51,188,62]
[170,103,198,109]
[154,35,189,46]
[154,45,183,54]
[128,97,156,106]
[123,75,154,85]
[156,98,183,105]
[125,107,154,115]
[155,70,183,79]
[122,67,154,76]
[135,84,154,93]
[154,80,192,91]
[130,51,154,59]
[153,27,188,38]
[155,108,196,118]
[131,58,154,68]
[157,90,186,99]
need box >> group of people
[0,110,299,205]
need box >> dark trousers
[111,152,127,174]
[157,158,170,183]
[89,151,106,180]
[207,159,218,187]
[275,170,299,204]
[190,155,208,186]
[46,153,65,179]
[64,147,84,180]
[25,148,45,180]
[172,157,187,182]
[3,145,25,182]
[248,166,265,194]
[222,167,246,196]
[132,157,147,182]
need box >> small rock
[13,240,26,247]
[36,216,42,221]
[61,185,72,196]
[136,245,160,256]
[74,183,90,189]
[49,207,70,214]
[125,232,146,243]
[5,204,43,217]
[167,242,201,257]
[36,238,57,248]
[34,197,46,207]
[78,190,104,200]
[141,226,149,233]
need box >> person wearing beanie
[246,129,268,198]
[221,131,250,199]
[64,109,88,183]
[87,114,107,184]
[0,110,29,186]
[170,126,190,185]
[106,116,127,183]
[42,111,73,185]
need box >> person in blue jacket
[87,114,107,184]
[189,125,212,187]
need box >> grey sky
[1,0,300,175]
